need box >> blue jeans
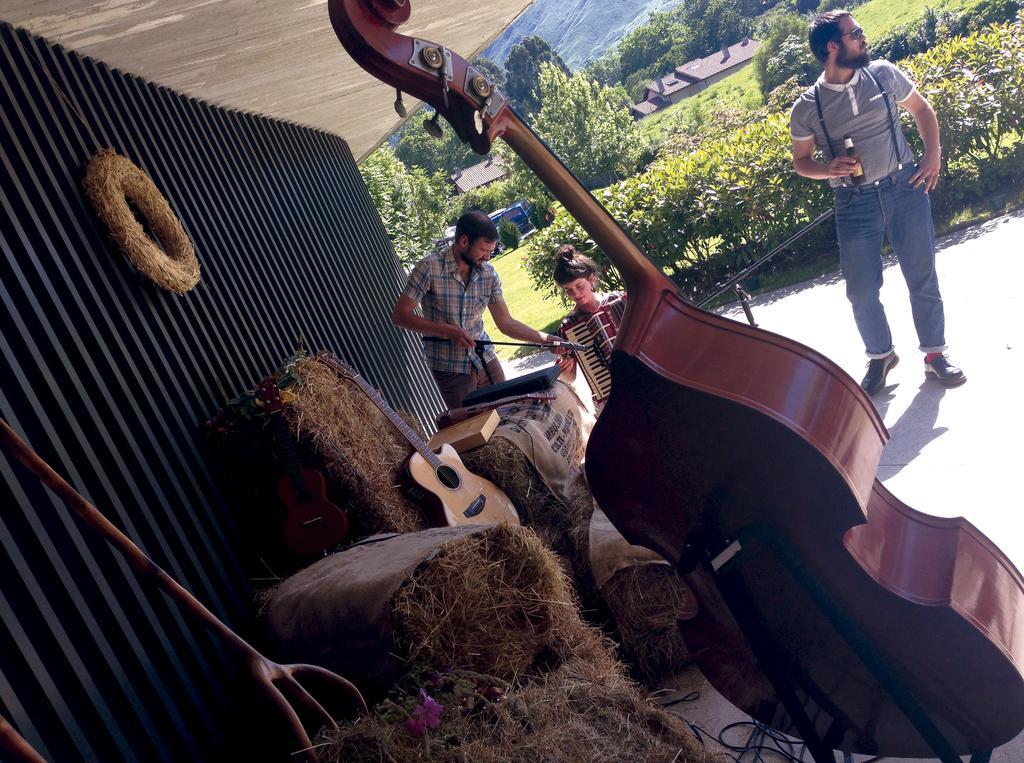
[834,163,947,358]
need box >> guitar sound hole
[436,464,461,490]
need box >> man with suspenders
[789,10,966,394]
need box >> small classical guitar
[315,352,520,528]
[255,377,350,555]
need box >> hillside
[482,0,683,71]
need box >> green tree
[472,56,506,90]
[680,0,751,63]
[360,145,453,266]
[617,11,688,83]
[503,36,569,116]
[583,50,624,88]
[530,64,644,189]
[753,13,817,97]
[394,109,477,176]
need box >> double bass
[327,2,1024,758]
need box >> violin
[326,2,1024,757]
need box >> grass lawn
[482,247,568,360]
[639,66,763,146]
[856,0,985,38]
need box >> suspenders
[813,66,904,175]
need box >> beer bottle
[844,136,865,185]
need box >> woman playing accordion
[552,245,625,410]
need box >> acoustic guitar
[315,351,520,528]
[255,377,350,556]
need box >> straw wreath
[83,149,199,293]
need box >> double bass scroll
[327,2,1024,757]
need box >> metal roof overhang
[0,0,532,161]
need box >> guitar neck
[317,354,442,469]
[269,409,307,489]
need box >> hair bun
[555,244,576,262]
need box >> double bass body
[327,1,1024,755]
[589,340,1024,755]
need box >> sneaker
[861,351,899,395]
[925,354,966,387]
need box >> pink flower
[404,716,427,737]
[403,689,444,736]
[414,689,444,728]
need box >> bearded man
[392,210,560,408]
[789,10,965,394]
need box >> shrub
[871,1,1021,63]
[754,13,818,97]
[498,219,521,251]
[525,113,833,300]
[904,17,1024,167]
[904,16,1024,214]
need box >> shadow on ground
[876,381,949,479]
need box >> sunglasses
[842,27,865,40]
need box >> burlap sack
[488,379,588,506]
[588,506,670,590]
[266,527,485,692]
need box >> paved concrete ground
[504,209,1024,761]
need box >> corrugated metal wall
[0,21,443,761]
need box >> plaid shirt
[401,248,504,374]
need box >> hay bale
[391,523,599,683]
[461,448,694,685]
[459,436,576,569]
[604,564,694,683]
[287,355,426,534]
[318,656,732,762]
[568,471,694,685]
[567,469,598,580]
[266,525,602,695]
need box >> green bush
[904,16,1024,214]
[753,12,818,97]
[904,17,1024,164]
[498,219,522,251]
[525,113,833,300]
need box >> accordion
[561,294,626,404]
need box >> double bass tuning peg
[471,75,493,135]
[421,45,450,110]
[423,111,443,140]
[394,88,407,118]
